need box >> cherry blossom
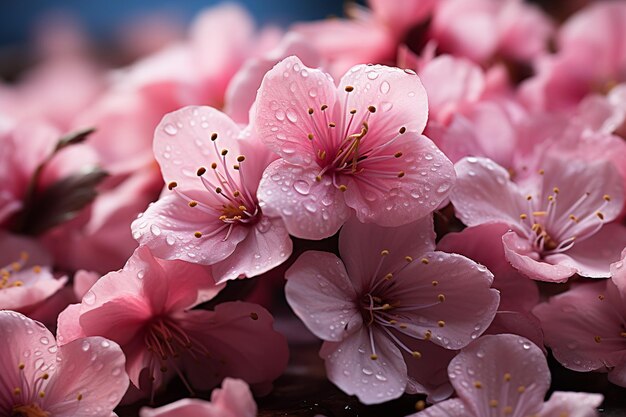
[408,334,602,417]
[285,217,499,403]
[57,246,289,396]
[255,56,455,240]
[450,155,626,281]
[131,106,292,283]
[0,310,128,417]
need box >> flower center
[517,181,611,256]
[166,132,260,241]
[12,404,49,417]
[0,251,41,290]
[307,86,408,193]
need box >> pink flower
[533,249,626,386]
[57,246,289,396]
[449,155,626,282]
[431,0,554,64]
[520,1,626,111]
[285,217,499,403]
[255,56,455,240]
[0,233,67,314]
[131,106,292,283]
[140,378,256,417]
[0,310,128,417]
[408,334,603,417]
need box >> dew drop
[380,81,391,94]
[165,235,176,246]
[150,224,162,236]
[467,157,478,164]
[275,110,286,121]
[522,342,532,350]
[362,367,373,376]
[308,88,317,98]
[300,69,309,78]
[366,71,379,80]
[83,291,96,305]
[40,337,49,345]
[163,123,178,135]
[304,201,317,213]
[375,374,387,382]
[476,349,485,358]
[286,109,298,123]
[294,180,310,195]
[82,341,91,352]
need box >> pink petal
[449,334,549,417]
[225,33,321,124]
[211,216,292,283]
[154,106,242,194]
[140,399,218,417]
[450,157,526,228]
[408,399,470,417]
[0,311,56,400]
[343,134,455,226]
[79,298,151,346]
[56,304,87,345]
[368,0,436,35]
[0,272,66,312]
[45,337,129,417]
[385,252,499,349]
[338,216,435,294]
[610,248,626,296]
[285,251,361,341]
[533,281,626,372]
[180,302,288,391]
[132,194,249,265]
[257,159,351,240]
[254,55,338,166]
[544,223,626,278]
[320,328,407,404]
[485,311,545,354]
[337,64,429,141]
[210,378,257,417]
[438,223,539,312]
[502,231,577,282]
[539,392,603,417]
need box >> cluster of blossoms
[1,0,626,415]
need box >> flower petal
[285,251,361,341]
[539,392,603,417]
[45,337,129,417]
[257,159,351,240]
[320,328,407,404]
[254,55,338,166]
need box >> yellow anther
[424,330,432,340]
[381,303,392,310]
[167,181,177,190]
[39,391,45,398]
[211,162,218,169]
[321,104,328,111]
[504,373,511,382]
[399,324,407,329]
[380,249,390,256]
[394,152,403,158]
[345,85,354,92]
[526,195,532,200]
[517,385,526,393]
[308,133,314,140]
[397,171,405,178]
[339,185,348,192]
[308,107,314,115]
[520,214,528,220]
[489,399,498,408]
[594,335,602,343]
[328,122,336,128]
[503,406,513,415]
[399,126,406,134]
[411,351,422,359]
[211,133,218,141]
[196,167,207,176]
[221,149,228,156]
[437,294,445,302]
[405,256,413,262]
[437,320,445,327]
[474,381,483,389]
[18,363,25,370]
[415,400,426,411]
[188,201,198,207]
[604,194,611,201]
[421,258,429,264]
[431,280,438,286]
[250,312,259,320]
[237,156,246,162]
[194,232,202,238]
[368,105,377,113]
[538,169,545,175]
[349,109,357,114]
[77,393,83,401]
[553,187,560,194]
[13,388,21,395]
[596,211,605,220]
[598,294,605,300]
[370,354,378,360]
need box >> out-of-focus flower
[140,378,256,417]
[533,249,626,386]
[285,217,499,403]
[131,106,292,283]
[255,56,454,240]
[57,246,288,397]
[0,310,128,417]
[408,334,603,417]
[450,155,626,281]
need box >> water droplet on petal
[294,180,310,195]
[39,337,49,345]
[150,224,161,236]
[83,290,96,305]
[286,109,298,123]
[309,88,317,98]
[362,367,373,375]
[163,123,178,135]
[380,81,391,94]
[166,235,176,246]
[275,110,286,121]
[366,71,379,80]
[82,341,91,352]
